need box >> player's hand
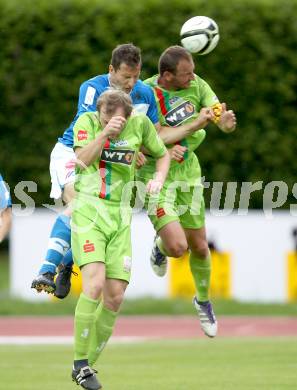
[217,103,237,133]
[169,144,187,162]
[191,107,215,130]
[136,152,147,169]
[103,116,126,139]
[146,179,163,195]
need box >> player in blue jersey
[31,43,160,297]
[0,173,12,244]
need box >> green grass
[1,338,297,389]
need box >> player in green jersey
[70,89,170,390]
[137,46,236,338]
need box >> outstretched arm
[155,107,214,144]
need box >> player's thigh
[105,225,132,283]
[178,187,205,230]
[62,182,75,204]
[50,143,76,199]
[81,262,106,296]
[71,208,107,269]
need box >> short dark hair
[111,43,141,70]
[96,89,133,118]
[159,45,193,76]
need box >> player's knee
[104,292,125,311]
[190,241,209,259]
[167,240,188,258]
[84,280,104,300]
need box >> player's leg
[150,220,188,276]
[88,220,131,367]
[180,189,217,337]
[31,143,75,294]
[88,278,128,367]
[71,208,104,390]
[145,179,188,276]
[72,262,104,390]
[53,183,77,298]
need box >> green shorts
[71,199,132,282]
[136,154,205,232]
[144,179,205,232]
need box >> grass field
[1,338,297,390]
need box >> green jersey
[141,74,219,171]
[73,111,166,203]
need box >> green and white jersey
[73,111,166,203]
[145,74,219,155]
[138,75,219,183]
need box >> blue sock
[39,215,71,274]
[62,249,74,267]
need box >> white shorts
[49,142,76,199]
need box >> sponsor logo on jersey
[165,100,195,127]
[113,140,129,147]
[101,149,135,165]
[83,240,95,253]
[77,129,88,141]
[84,86,96,105]
[169,96,180,105]
[156,207,166,218]
[132,103,149,116]
[123,256,132,273]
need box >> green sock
[156,236,169,256]
[189,252,211,302]
[74,292,98,361]
[88,303,117,366]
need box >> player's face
[109,63,141,93]
[99,105,127,127]
[170,59,195,90]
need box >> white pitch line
[0,336,149,345]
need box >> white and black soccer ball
[180,16,220,55]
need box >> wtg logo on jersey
[101,149,135,165]
[77,129,88,141]
[165,100,195,127]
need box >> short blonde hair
[96,89,133,118]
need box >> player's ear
[109,64,114,74]
[163,70,173,81]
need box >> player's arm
[199,77,236,133]
[145,78,212,144]
[0,207,12,243]
[141,117,170,194]
[75,115,126,168]
[154,107,214,144]
[215,103,237,133]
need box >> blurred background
[1,0,297,313]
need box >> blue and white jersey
[0,174,12,209]
[58,74,159,147]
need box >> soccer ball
[180,16,220,55]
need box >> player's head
[97,89,133,127]
[109,43,142,93]
[158,45,195,90]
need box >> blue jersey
[0,174,12,209]
[58,74,159,147]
